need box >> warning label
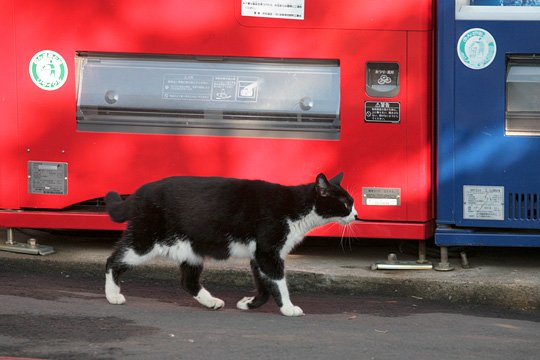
[163,74,213,101]
[365,102,400,123]
[463,185,504,221]
[241,0,305,20]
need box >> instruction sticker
[463,185,504,220]
[163,74,260,102]
[241,0,305,20]
[212,76,237,100]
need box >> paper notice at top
[241,0,305,20]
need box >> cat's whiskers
[339,221,357,253]
[339,224,352,253]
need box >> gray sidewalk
[1,229,539,313]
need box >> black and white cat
[104,173,357,316]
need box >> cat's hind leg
[180,262,225,310]
[105,234,158,305]
[105,248,129,305]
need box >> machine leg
[6,227,14,245]
[417,240,428,264]
[460,251,470,269]
[434,246,455,271]
[0,228,55,256]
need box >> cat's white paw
[237,296,255,310]
[106,293,126,305]
[105,271,126,305]
[195,288,225,310]
[209,298,225,310]
[280,304,304,317]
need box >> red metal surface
[0,211,125,231]
[0,211,433,240]
[0,0,434,239]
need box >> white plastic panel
[456,0,540,20]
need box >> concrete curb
[3,256,538,314]
[285,271,539,312]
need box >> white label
[366,198,398,206]
[241,0,305,20]
[457,28,497,70]
[29,50,68,91]
[463,185,504,220]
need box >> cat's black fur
[104,173,357,316]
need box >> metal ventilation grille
[78,108,339,132]
[508,193,539,221]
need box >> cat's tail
[105,191,131,223]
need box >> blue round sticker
[457,28,497,70]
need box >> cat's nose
[351,205,358,220]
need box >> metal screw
[28,238,37,249]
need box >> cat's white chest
[280,208,326,259]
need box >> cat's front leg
[273,278,304,317]
[237,278,303,316]
[180,262,225,310]
[237,260,270,310]
[252,254,304,317]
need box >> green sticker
[29,50,68,90]
[457,28,497,70]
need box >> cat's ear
[329,172,344,185]
[315,173,331,197]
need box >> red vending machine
[0,0,434,241]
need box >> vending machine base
[0,228,55,256]
[436,226,540,248]
[0,210,434,240]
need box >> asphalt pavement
[1,228,539,314]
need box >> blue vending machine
[437,1,540,248]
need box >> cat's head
[314,173,357,225]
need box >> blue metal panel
[436,227,540,247]
[436,1,540,246]
[437,0,457,225]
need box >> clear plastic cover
[76,53,340,139]
[506,56,540,135]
